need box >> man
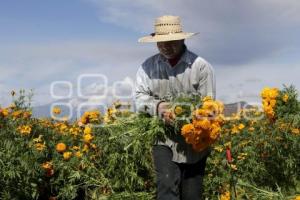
[135,15,215,200]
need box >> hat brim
[138,32,198,43]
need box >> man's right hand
[158,102,175,124]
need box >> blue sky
[1,0,300,108]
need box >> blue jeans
[152,145,207,200]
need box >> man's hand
[158,102,175,124]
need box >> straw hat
[138,15,198,43]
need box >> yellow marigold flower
[269,99,276,107]
[89,110,101,122]
[231,126,239,134]
[56,143,67,153]
[83,144,89,153]
[291,128,300,135]
[84,126,92,135]
[174,106,183,115]
[293,195,300,200]
[83,134,93,143]
[261,87,279,99]
[214,146,223,153]
[103,115,111,123]
[224,142,231,148]
[52,107,61,115]
[12,110,22,119]
[69,127,80,136]
[91,143,97,149]
[74,151,82,158]
[282,94,289,103]
[230,164,238,171]
[0,108,9,117]
[261,87,270,98]
[33,135,43,143]
[35,143,46,151]
[59,123,68,133]
[17,125,32,136]
[269,88,279,99]
[238,123,245,130]
[107,108,117,116]
[202,96,213,102]
[220,191,231,200]
[41,161,53,170]
[63,151,72,160]
[80,110,101,124]
[237,153,248,160]
[72,146,80,150]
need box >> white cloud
[216,63,300,104]
[85,0,300,65]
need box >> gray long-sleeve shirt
[135,48,215,163]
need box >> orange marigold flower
[181,124,195,135]
[197,119,211,130]
[56,143,67,153]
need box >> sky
[0,0,300,109]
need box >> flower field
[0,87,300,200]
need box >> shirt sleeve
[134,66,162,116]
[196,60,216,100]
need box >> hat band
[155,31,183,35]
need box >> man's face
[157,40,184,59]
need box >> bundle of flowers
[179,96,224,152]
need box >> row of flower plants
[0,86,299,200]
